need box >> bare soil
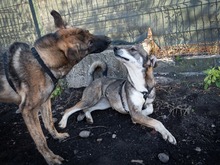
[0,74,220,165]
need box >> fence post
[28,0,41,38]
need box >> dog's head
[113,44,157,71]
[35,10,111,64]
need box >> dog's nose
[113,47,119,52]
[106,37,111,44]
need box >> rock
[131,159,144,164]
[77,113,85,122]
[53,118,58,123]
[79,130,91,138]
[155,76,174,84]
[195,147,202,152]
[158,153,169,163]
[97,138,102,142]
[112,134,117,138]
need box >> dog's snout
[106,36,111,44]
[114,47,119,52]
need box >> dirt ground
[0,74,220,165]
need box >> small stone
[158,153,169,163]
[79,130,91,138]
[97,138,102,142]
[195,147,202,152]
[77,113,85,121]
[112,134,117,138]
[16,109,21,114]
[211,124,215,128]
[73,150,78,155]
[53,118,58,123]
[162,115,167,119]
[131,159,144,164]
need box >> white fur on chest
[130,90,145,110]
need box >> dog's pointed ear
[50,10,66,29]
[147,27,153,39]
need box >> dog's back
[0,42,34,103]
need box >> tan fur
[142,28,160,55]
[0,10,110,165]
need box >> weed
[51,79,68,99]
[204,66,220,89]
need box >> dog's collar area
[141,87,154,100]
[129,81,154,101]
[31,47,58,86]
[141,91,149,100]
[119,81,154,113]
[3,52,18,93]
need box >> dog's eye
[130,47,136,52]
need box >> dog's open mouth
[114,54,129,61]
[113,47,129,61]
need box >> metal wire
[0,0,219,55]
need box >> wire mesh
[0,0,219,55]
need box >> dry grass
[156,41,220,58]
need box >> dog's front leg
[21,105,64,165]
[41,99,69,140]
[130,108,177,145]
[141,103,154,116]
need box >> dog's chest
[130,90,145,108]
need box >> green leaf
[216,81,220,88]
[204,84,209,90]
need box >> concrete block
[66,50,220,88]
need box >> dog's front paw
[54,132,70,141]
[147,55,157,68]
[161,130,177,145]
[45,152,64,165]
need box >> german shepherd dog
[0,10,110,164]
[59,29,177,145]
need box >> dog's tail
[88,60,108,84]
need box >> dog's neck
[34,34,73,78]
[126,64,155,93]
[126,65,148,92]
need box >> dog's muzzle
[90,36,111,53]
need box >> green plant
[204,66,220,89]
[51,80,67,99]
[175,55,181,62]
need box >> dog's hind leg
[21,100,64,164]
[130,109,177,145]
[41,99,69,140]
[59,100,88,128]
[84,97,111,124]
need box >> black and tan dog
[59,31,176,145]
[0,10,110,164]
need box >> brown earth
[0,74,220,165]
